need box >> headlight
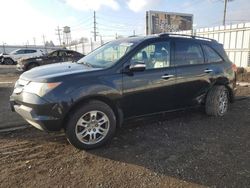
[23,82,61,97]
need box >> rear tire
[205,85,229,116]
[65,100,116,150]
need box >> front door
[121,40,177,118]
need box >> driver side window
[131,41,171,70]
[51,51,58,57]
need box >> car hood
[20,62,101,82]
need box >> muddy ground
[0,65,250,188]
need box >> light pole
[2,42,6,53]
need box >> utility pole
[42,34,46,45]
[2,42,6,53]
[93,11,97,41]
[223,0,228,26]
[222,0,233,26]
[33,37,36,46]
[42,34,47,52]
[55,26,62,46]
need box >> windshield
[10,49,20,55]
[77,40,135,68]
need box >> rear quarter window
[202,45,223,63]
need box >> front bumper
[16,63,25,72]
[0,56,4,64]
[10,92,63,132]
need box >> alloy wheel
[75,110,110,145]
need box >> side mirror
[129,62,146,72]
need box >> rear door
[174,39,213,108]
[41,51,58,65]
[202,44,225,70]
[121,39,177,118]
[24,49,37,57]
[65,51,82,62]
[59,51,69,62]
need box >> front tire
[205,85,229,116]
[65,100,116,150]
[4,58,15,65]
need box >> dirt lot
[0,65,25,129]
[0,65,250,188]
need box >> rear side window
[59,51,67,56]
[174,41,204,66]
[66,51,78,57]
[50,51,58,57]
[25,50,37,53]
[15,50,25,54]
[202,45,223,63]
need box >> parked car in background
[10,34,237,149]
[0,53,8,64]
[1,49,45,65]
[16,49,84,71]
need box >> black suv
[10,34,237,149]
[16,49,84,71]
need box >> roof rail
[158,33,217,42]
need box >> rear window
[174,41,204,66]
[202,45,223,63]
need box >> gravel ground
[0,65,250,188]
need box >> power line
[97,14,144,27]
[70,15,93,28]
[97,12,145,21]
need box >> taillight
[232,64,237,72]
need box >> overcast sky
[0,0,249,45]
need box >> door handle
[161,74,174,79]
[204,69,213,73]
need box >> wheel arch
[4,57,15,65]
[62,95,123,130]
[25,62,40,71]
[208,77,234,103]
